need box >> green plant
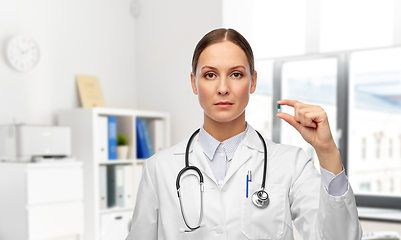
[117,133,129,146]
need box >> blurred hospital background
[1,0,401,239]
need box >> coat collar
[173,125,267,184]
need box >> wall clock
[5,35,40,72]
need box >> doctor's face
[191,41,257,124]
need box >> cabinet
[57,108,170,240]
[0,162,84,240]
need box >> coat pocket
[241,182,286,240]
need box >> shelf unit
[57,108,170,240]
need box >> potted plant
[117,133,129,159]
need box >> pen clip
[248,170,252,182]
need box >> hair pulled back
[191,28,255,76]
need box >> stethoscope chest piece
[252,190,269,208]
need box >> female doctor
[126,28,362,240]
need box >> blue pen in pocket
[246,170,252,198]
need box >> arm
[277,99,362,239]
[125,161,159,240]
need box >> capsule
[277,104,282,113]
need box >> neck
[203,112,247,142]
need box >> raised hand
[276,99,343,175]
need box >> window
[349,48,401,198]
[361,138,366,160]
[399,135,401,158]
[377,180,382,192]
[360,182,371,192]
[375,137,381,159]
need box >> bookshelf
[57,108,170,240]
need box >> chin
[206,111,244,123]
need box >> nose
[217,78,230,96]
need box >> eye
[231,72,243,79]
[204,72,216,79]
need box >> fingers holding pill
[275,99,334,151]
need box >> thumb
[276,113,301,132]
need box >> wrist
[316,146,343,175]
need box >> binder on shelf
[115,165,125,207]
[123,165,134,208]
[141,119,154,157]
[108,116,117,160]
[98,116,108,162]
[148,119,164,153]
[136,118,148,159]
[107,165,125,208]
[106,165,116,207]
[99,165,107,209]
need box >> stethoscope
[176,128,269,233]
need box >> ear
[250,71,257,94]
[191,72,198,95]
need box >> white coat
[126,125,362,240]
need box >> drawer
[27,201,83,240]
[26,166,83,204]
[100,211,133,240]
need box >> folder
[136,118,148,159]
[123,165,134,208]
[107,165,116,207]
[108,116,117,160]
[99,165,107,209]
[141,119,154,157]
[98,116,108,162]
[148,119,164,153]
[115,165,124,208]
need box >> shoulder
[142,137,189,170]
[265,139,306,159]
[264,138,312,171]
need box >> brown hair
[191,28,255,76]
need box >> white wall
[0,0,137,125]
[134,0,223,145]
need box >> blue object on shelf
[141,119,154,157]
[108,116,117,160]
[136,118,148,159]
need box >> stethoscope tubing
[176,128,269,232]
[255,130,268,190]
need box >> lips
[215,101,233,105]
[215,101,233,108]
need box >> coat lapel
[189,139,216,183]
[225,125,266,183]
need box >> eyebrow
[201,65,247,71]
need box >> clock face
[6,35,40,72]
